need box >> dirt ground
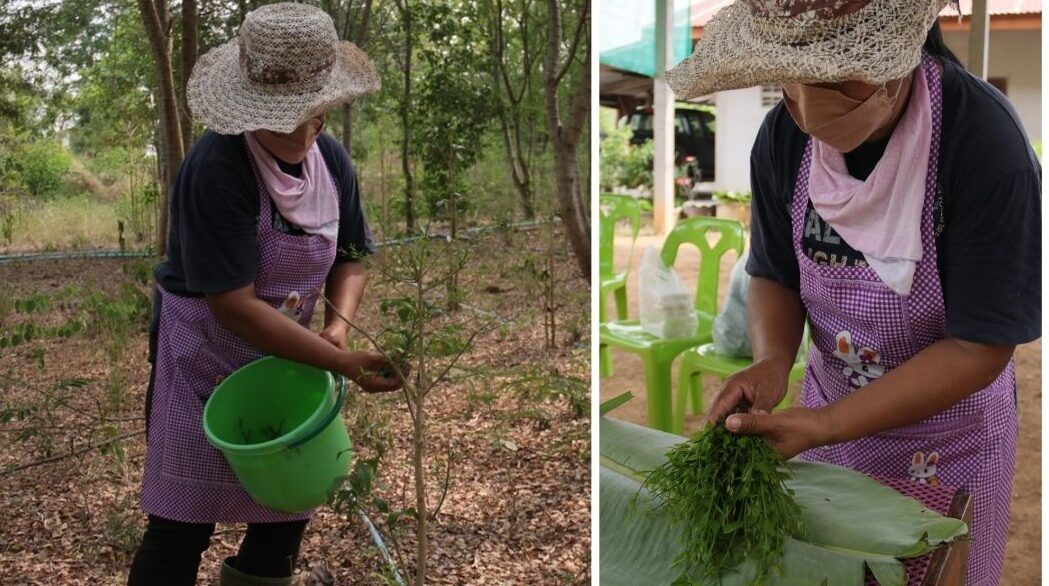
[0,228,590,585]
[599,234,1041,585]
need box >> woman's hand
[338,350,407,393]
[706,356,794,425]
[724,407,834,460]
[320,323,349,351]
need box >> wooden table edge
[921,491,973,586]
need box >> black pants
[127,515,308,585]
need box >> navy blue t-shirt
[747,57,1041,346]
[155,131,376,297]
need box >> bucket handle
[286,375,347,450]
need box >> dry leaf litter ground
[0,227,590,585]
[599,232,1041,585]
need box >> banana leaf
[599,417,968,586]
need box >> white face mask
[782,77,909,153]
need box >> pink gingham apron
[795,55,1018,586]
[140,141,338,523]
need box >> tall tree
[416,2,495,222]
[487,0,542,220]
[543,0,590,279]
[138,0,184,256]
[317,0,375,155]
[179,0,198,153]
[391,0,415,233]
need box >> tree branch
[0,429,145,477]
[315,289,420,426]
[554,0,588,87]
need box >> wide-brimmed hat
[187,2,380,135]
[666,0,951,99]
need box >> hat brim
[666,0,948,99]
[187,39,381,135]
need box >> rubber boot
[219,557,294,586]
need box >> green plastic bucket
[202,356,351,513]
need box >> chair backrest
[598,193,642,277]
[660,216,745,316]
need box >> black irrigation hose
[0,219,557,265]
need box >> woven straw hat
[187,2,380,135]
[666,0,951,99]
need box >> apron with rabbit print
[140,143,338,523]
[794,55,1017,586]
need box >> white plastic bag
[712,250,752,358]
[638,246,698,339]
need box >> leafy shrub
[600,125,656,192]
[14,140,72,199]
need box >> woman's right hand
[339,350,407,393]
[706,356,794,425]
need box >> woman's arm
[707,276,807,423]
[320,261,367,350]
[205,284,400,392]
[726,338,1015,458]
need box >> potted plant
[713,190,752,228]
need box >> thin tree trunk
[490,0,538,220]
[447,154,459,310]
[543,0,590,279]
[413,404,427,586]
[179,0,198,153]
[139,0,185,257]
[336,0,373,157]
[497,109,535,219]
[400,3,415,232]
[380,122,389,238]
[341,102,352,155]
[412,278,428,586]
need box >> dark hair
[923,21,962,65]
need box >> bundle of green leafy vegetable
[640,423,806,585]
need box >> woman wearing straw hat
[683,1,1040,584]
[127,4,401,585]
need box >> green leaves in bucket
[237,417,287,444]
[639,424,806,585]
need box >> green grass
[3,194,121,251]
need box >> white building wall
[942,27,1041,141]
[712,85,771,194]
[709,27,1040,194]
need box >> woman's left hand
[320,323,349,351]
[724,407,836,460]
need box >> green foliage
[1033,140,1042,162]
[599,124,631,192]
[415,3,497,220]
[0,377,90,458]
[0,293,57,348]
[599,391,633,416]
[13,293,52,314]
[600,124,654,192]
[70,5,156,154]
[83,284,150,338]
[0,194,17,244]
[503,365,589,420]
[712,191,752,205]
[0,67,40,132]
[11,140,73,199]
[640,424,806,586]
[0,322,38,349]
[101,493,145,555]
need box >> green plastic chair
[674,326,811,434]
[598,216,745,432]
[599,194,642,380]
[598,193,642,323]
